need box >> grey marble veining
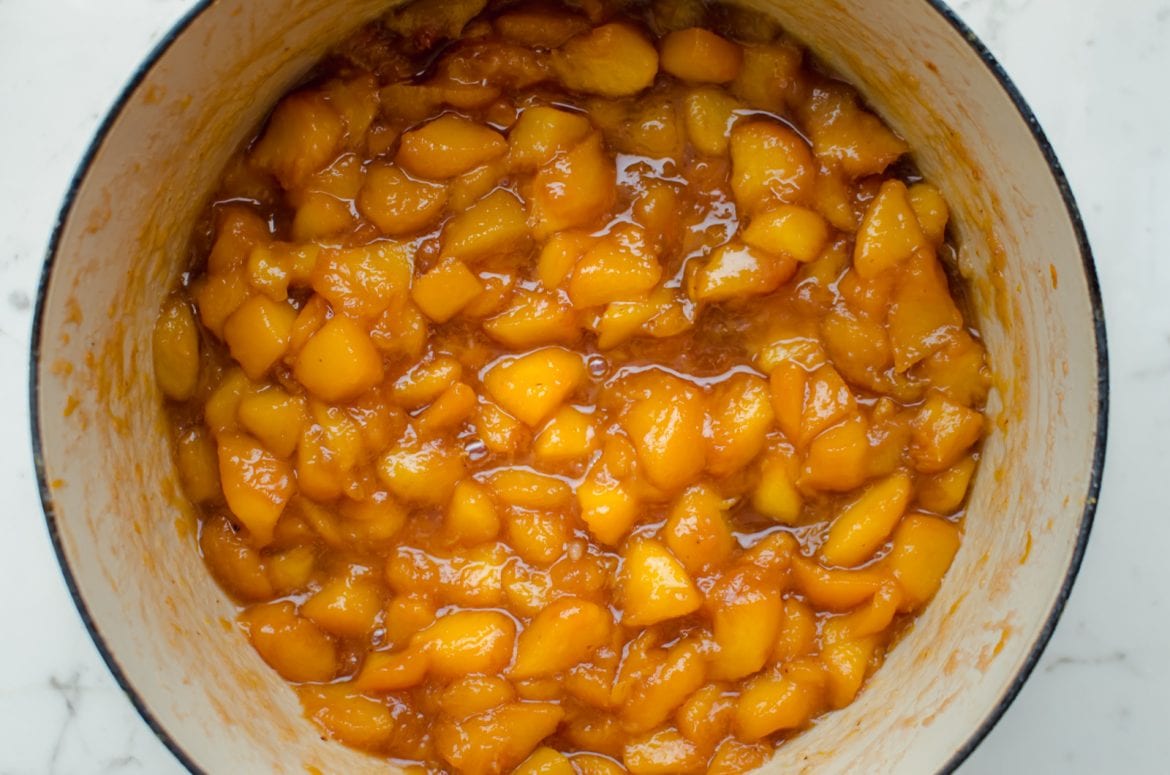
[1,0,1167,772]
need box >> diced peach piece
[153,296,201,400]
[887,513,961,609]
[177,428,222,503]
[660,28,742,83]
[622,641,707,733]
[623,727,705,775]
[357,163,447,236]
[416,382,477,434]
[676,683,735,754]
[730,42,801,113]
[411,610,516,679]
[484,290,580,348]
[489,469,573,510]
[495,7,589,47]
[240,601,338,682]
[683,87,741,157]
[377,436,464,507]
[909,182,949,246]
[821,636,878,709]
[790,553,887,611]
[250,92,343,189]
[438,675,517,719]
[509,106,593,169]
[619,540,701,626]
[505,508,570,567]
[310,242,412,320]
[512,598,612,679]
[821,581,902,646]
[475,400,528,454]
[396,115,507,180]
[217,433,293,547]
[707,739,773,775]
[772,598,818,662]
[596,298,657,349]
[435,702,564,775]
[300,685,395,751]
[798,364,857,447]
[622,373,706,491]
[752,455,802,523]
[534,406,596,465]
[351,648,430,693]
[515,747,576,775]
[412,258,485,323]
[743,205,830,263]
[805,82,908,178]
[441,189,529,264]
[579,474,639,546]
[483,348,587,426]
[391,355,462,409]
[911,393,984,473]
[199,514,273,601]
[889,250,964,372]
[730,119,815,214]
[537,232,593,290]
[917,455,977,513]
[552,24,659,97]
[734,672,820,740]
[569,224,662,308]
[821,472,913,567]
[192,268,250,340]
[853,180,927,278]
[208,206,269,275]
[445,479,500,546]
[801,415,870,492]
[301,574,383,638]
[237,389,306,459]
[664,485,734,573]
[294,316,384,402]
[692,242,796,303]
[708,564,784,680]
[706,372,774,476]
[532,134,616,238]
[222,295,296,380]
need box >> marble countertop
[1,0,1166,772]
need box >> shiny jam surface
[152,0,992,772]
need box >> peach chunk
[435,702,564,775]
[569,224,662,308]
[396,114,508,179]
[199,514,273,601]
[357,163,447,236]
[446,479,501,545]
[742,205,830,263]
[240,601,337,683]
[886,514,961,609]
[301,574,383,638]
[509,105,593,169]
[621,373,706,491]
[660,28,742,83]
[293,316,384,402]
[153,295,201,400]
[909,182,949,245]
[300,685,395,751]
[729,119,815,213]
[619,540,701,626]
[889,250,964,372]
[441,189,530,262]
[222,295,297,380]
[821,637,878,709]
[377,437,465,507]
[752,455,802,524]
[412,610,516,679]
[310,242,412,320]
[821,472,913,568]
[623,728,705,775]
[683,87,742,157]
[237,388,306,460]
[534,406,596,465]
[514,747,576,775]
[512,598,613,679]
[412,258,485,323]
[391,355,462,409]
[911,393,984,473]
[483,290,580,348]
[483,348,587,426]
[692,242,797,303]
[552,24,659,97]
[707,739,773,775]
[708,564,784,680]
[489,469,573,510]
[664,485,734,573]
[706,372,775,476]
[734,672,820,740]
[217,433,294,547]
[853,180,927,278]
[250,92,343,189]
[438,675,516,718]
[805,82,908,178]
[730,42,801,114]
[578,474,639,546]
[531,134,616,238]
[917,455,977,513]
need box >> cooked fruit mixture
[153,0,991,772]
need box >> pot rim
[27,2,1109,773]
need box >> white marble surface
[0,0,1166,772]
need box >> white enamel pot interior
[31,0,1107,772]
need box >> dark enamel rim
[28,1,1108,773]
